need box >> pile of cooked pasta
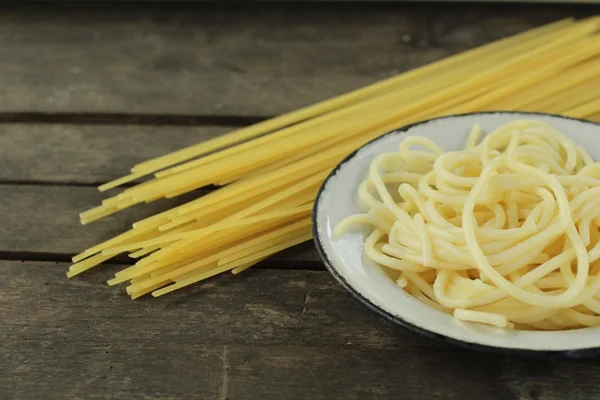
[335,120,600,330]
[67,16,600,303]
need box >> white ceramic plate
[313,112,600,357]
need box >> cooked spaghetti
[335,120,600,331]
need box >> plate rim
[312,111,600,358]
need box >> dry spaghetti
[335,120,600,331]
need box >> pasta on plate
[335,119,600,331]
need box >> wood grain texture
[3,261,600,400]
[0,262,407,350]
[229,346,600,400]
[0,3,592,116]
[0,123,233,184]
[0,185,319,264]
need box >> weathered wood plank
[228,345,600,400]
[0,123,233,184]
[0,262,409,350]
[3,340,223,400]
[228,347,513,400]
[4,262,600,400]
[0,185,319,264]
[0,3,590,115]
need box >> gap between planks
[0,112,267,127]
[0,250,326,271]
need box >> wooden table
[3,3,600,399]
